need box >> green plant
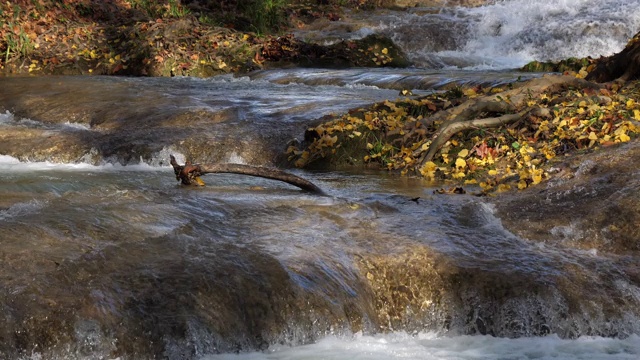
[127,0,160,18]
[4,22,34,64]
[366,133,396,165]
[198,14,218,26]
[239,0,288,35]
[444,86,464,99]
[167,0,190,18]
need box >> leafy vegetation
[288,76,640,193]
[0,0,408,75]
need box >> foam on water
[455,0,640,67]
[367,0,640,69]
[0,153,172,172]
[0,110,14,123]
[0,110,90,131]
[205,332,640,360]
[0,200,47,221]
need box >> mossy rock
[265,34,411,69]
[521,57,590,73]
[338,34,411,68]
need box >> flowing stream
[2,1,640,359]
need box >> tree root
[414,75,601,169]
[419,111,527,165]
[170,155,325,195]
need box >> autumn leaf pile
[1,0,411,76]
[288,79,640,192]
[0,0,274,76]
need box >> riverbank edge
[2,0,638,198]
[0,1,418,77]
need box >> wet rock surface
[494,140,640,254]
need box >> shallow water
[2,74,639,358]
[1,158,639,359]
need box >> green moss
[521,57,590,73]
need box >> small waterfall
[296,0,640,69]
[442,0,640,68]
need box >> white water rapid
[295,0,640,69]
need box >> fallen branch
[170,155,325,195]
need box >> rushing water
[2,155,640,360]
[295,0,640,69]
[2,0,640,359]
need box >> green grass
[126,0,191,19]
[2,4,34,64]
[240,0,288,35]
[167,0,191,18]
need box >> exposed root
[419,111,526,166]
[414,75,602,169]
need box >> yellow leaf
[634,109,640,121]
[381,48,388,55]
[577,69,588,78]
[194,177,206,186]
[627,99,636,109]
[422,161,437,172]
[588,131,598,140]
[619,132,631,142]
[458,149,469,158]
[488,169,498,176]
[455,157,467,169]
[452,171,466,179]
[497,184,511,192]
[464,88,477,97]
[517,180,528,190]
[420,161,438,178]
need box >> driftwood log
[170,155,325,195]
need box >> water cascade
[1,1,640,359]
[294,0,640,69]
